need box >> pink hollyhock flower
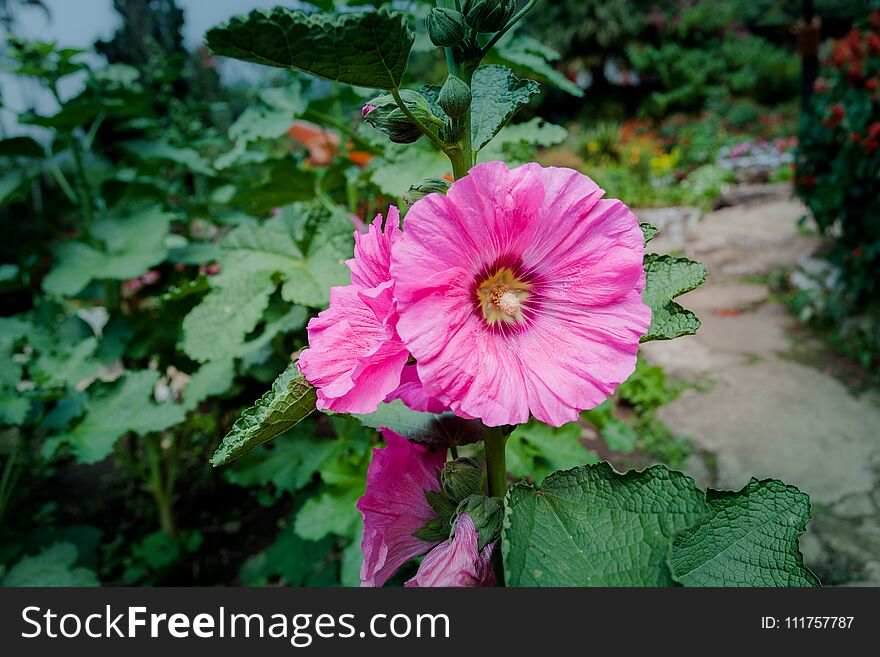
[391,162,651,427]
[384,365,448,414]
[357,429,446,587]
[298,208,409,414]
[361,103,377,117]
[405,514,495,588]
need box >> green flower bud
[456,494,503,550]
[403,178,451,206]
[362,90,439,144]
[462,0,515,33]
[426,7,466,47]
[441,457,483,502]
[438,75,472,118]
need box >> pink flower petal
[405,515,495,588]
[348,207,401,289]
[385,365,449,414]
[357,429,447,587]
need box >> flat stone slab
[658,359,880,505]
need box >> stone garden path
[636,186,880,585]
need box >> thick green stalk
[483,425,509,585]
[483,426,508,500]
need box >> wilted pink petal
[405,515,496,588]
[357,429,447,587]
[391,162,652,427]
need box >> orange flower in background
[287,120,374,167]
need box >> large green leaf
[206,7,414,90]
[470,65,541,151]
[53,370,186,464]
[182,203,353,362]
[369,146,449,197]
[217,202,353,307]
[211,362,317,466]
[641,253,707,342]
[1,542,99,587]
[231,160,317,214]
[294,485,363,541]
[42,206,172,297]
[182,271,276,363]
[669,479,820,587]
[503,463,709,586]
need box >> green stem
[50,85,95,233]
[145,434,177,538]
[483,425,509,586]
[390,87,449,154]
[483,426,508,499]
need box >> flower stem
[483,425,509,586]
[390,86,449,154]
[483,426,508,499]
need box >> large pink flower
[391,162,651,427]
[357,428,446,587]
[405,514,495,588]
[298,208,409,413]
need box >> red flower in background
[823,104,846,128]
[868,32,880,54]
[866,77,880,91]
[814,78,831,93]
[870,10,880,30]
[864,123,880,153]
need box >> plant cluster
[795,6,880,367]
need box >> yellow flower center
[476,268,531,326]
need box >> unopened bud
[426,7,466,47]
[462,0,515,34]
[441,457,483,502]
[362,90,438,144]
[403,178,451,206]
[438,75,472,118]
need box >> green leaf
[206,7,414,90]
[507,421,598,484]
[353,399,482,451]
[182,271,276,363]
[217,202,354,307]
[231,159,317,214]
[369,147,449,198]
[239,521,336,586]
[669,479,820,587]
[495,35,583,97]
[470,65,540,151]
[225,424,336,495]
[211,362,317,467]
[121,140,215,176]
[54,370,186,464]
[182,359,235,411]
[641,253,707,342]
[0,136,44,158]
[294,485,363,541]
[230,83,305,146]
[43,206,172,297]
[503,463,709,586]
[640,222,659,245]
[1,542,99,587]
[0,393,31,426]
[493,117,568,148]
